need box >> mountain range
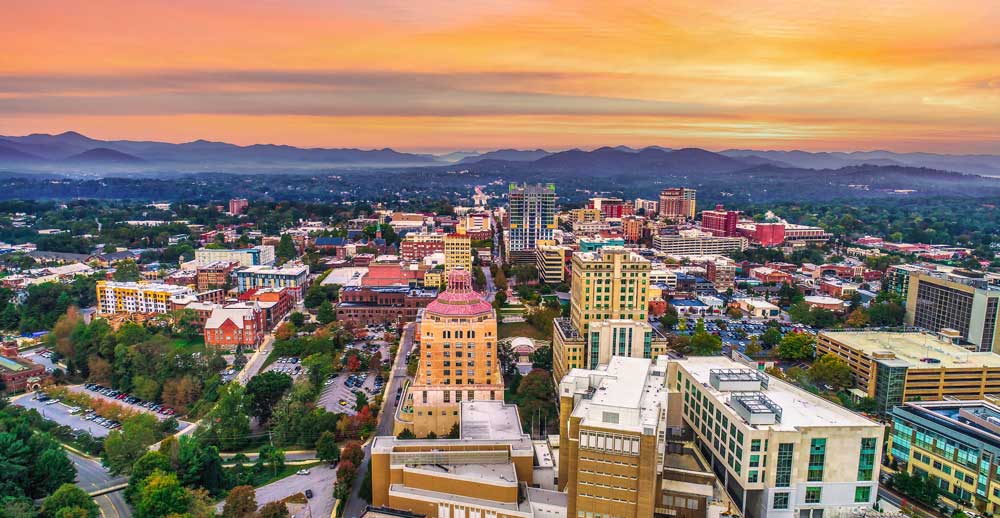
[2,131,1000,178]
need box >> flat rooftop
[460,401,524,441]
[322,267,368,287]
[411,462,517,485]
[567,356,668,433]
[678,356,878,430]
[821,330,1000,369]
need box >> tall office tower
[400,270,504,437]
[904,270,1000,352]
[701,204,739,236]
[668,356,884,518]
[507,183,556,264]
[552,247,667,382]
[442,232,472,283]
[659,187,697,220]
[558,356,670,518]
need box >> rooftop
[460,401,524,441]
[563,356,668,434]
[821,330,1000,369]
[677,355,878,430]
[894,401,1000,452]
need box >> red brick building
[204,303,265,351]
[700,204,739,237]
[336,286,437,325]
[0,343,45,394]
[196,261,239,291]
[239,287,294,330]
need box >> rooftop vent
[710,369,768,392]
[730,392,782,425]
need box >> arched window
[443,330,451,339]
[468,330,476,338]
[455,330,463,339]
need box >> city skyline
[4,0,1000,153]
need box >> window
[805,487,822,504]
[858,437,877,481]
[751,439,761,452]
[855,486,871,503]
[773,493,789,510]
[808,438,826,482]
[748,470,759,483]
[776,443,794,487]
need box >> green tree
[689,319,722,356]
[112,260,142,282]
[135,471,191,518]
[221,485,257,518]
[41,485,99,518]
[354,391,369,412]
[808,353,853,390]
[205,384,252,451]
[257,445,285,478]
[257,502,290,518]
[515,369,556,435]
[275,235,296,263]
[744,336,763,358]
[777,332,815,361]
[868,302,905,327]
[529,346,552,371]
[171,309,203,341]
[245,371,293,423]
[761,327,782,347]
[0,433,31,491]
[288,312,305,327]
[103,414,159,474]
[127,451,171,503]
[29,448,76,498]
[315,432,340,464]
[317,300,336,325]
[396,429,416,440]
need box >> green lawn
[172,336,206,353]
[498,321,547,340]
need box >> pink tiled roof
[425,270,492,317]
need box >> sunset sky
[3,0,999,153]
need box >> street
[238,333,276,385]
[232,465,339,518]
[481,265,496,301]
[66,449,131,518]
[341,322,416,518]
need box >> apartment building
[196,260,239,291]
[507,183,557,264]
[235,264,310,300]
[659,188,697,220]
[444,233,473,282]
[904,270,1000,353]
[558,356,670,518]
[553,248,664,382]
[374,401,565,518]
[569,208,603,224]
[400,232,445,261]
[889,400,1000,513]
[815,330,1000,413]
[653,231,747,256]
[705,258,737,291]
[668,356,883,518]
[399,270,504,437]
[194,245,275,267]
[96,281,195,315]
[701,205,739,237]
[578,237,625,253]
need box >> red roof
[425,270,492,317]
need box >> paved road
[238,333,276,385]
[219,465,338,518]
[341,322,416,518]
[66,450,131,518]
[481,265,496,301]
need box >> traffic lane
[68,450,125,491]
[232,465,338,518]
[15,395,111,438]
[96,491,132,518]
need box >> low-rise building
[235,264,309,300]
[196,261,239,291]
[336,286,437,325]
[194,245,275,267]
[204,302,266,350]
[734,298,781,319]
[0,343,45,394]
[536,243,570,284]
[96,281,195,315]
[653,231,747,256]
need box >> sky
[2,0,999,153]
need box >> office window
[858,437,877,481]
[776,443,794,487]
[855,486,871,503]
[808,438,827,482]
[773,493,789,510]
[805,487,822,504]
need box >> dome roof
[425,269,493,317]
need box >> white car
[296,469,311,476]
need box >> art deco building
[401,269,504,437]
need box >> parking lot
[224,464,338,518]
[671,317,815,353]
[317,371,383,415]
[262,356,305,380]
[69,384,176,421]
[13,393,112,438]
[20,347,63,372]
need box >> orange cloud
[2,0,999,152]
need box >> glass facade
[859,437,877,481]
[776,443,794,487]
[808,438,827,482]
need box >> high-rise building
[559,356,670,518]
[904,270,1000,352]
[228,198,249,215]
[443,232,472,282]
[399,270,504,437]
[669,356,883,518]
[700,204,739,237]
[816,330,1000,413]
[535,242,570,284]
[552,247,667,382]
[659,188,697,220]
[507,183,556,263]
[888,400,1000,513]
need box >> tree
[341,441,364,467]
[258,445,285,477]
[317,300,336,325]
[206,384,251,451]
[288,312,305,327]
[808,354,853,391]
[761,327,782,348]
[135,471,191,518]
[257,502,290,518]
[0,433,31,491]
[315,432,340,464]
[396,429,416,440]
[889,471,940,506]
[29,448,75,498]
[529,346,552,371]
[515,369,556,435]
[354,391,369,412]
[689,319,722,356]
[777,332,815,361]
[275,235,296,263]
[659,304,679,330]
[868,302,905,327]
[744,336,763,358]
[221,486,257,518]
[127,451,171,503]
[245,371,293,423]
[446,423,460,439]
[112,260,142,282]
[41,485,99,518]
[103,414,159,474]
[845,309,869,328]
[171,309,203,341]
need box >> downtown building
[396,270,505,437]
[669,356,883,518]
[507,183,557,264]
[194,245,275,267]
[659,188,697,221]
[903,269,1000,353]
[235,263,310,300]
[652,230,748,256]
[552,247,669,383]
[96,281,195,315]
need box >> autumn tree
[221,485,257,518]
[341,441,365,467]
[257,502,290,518]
